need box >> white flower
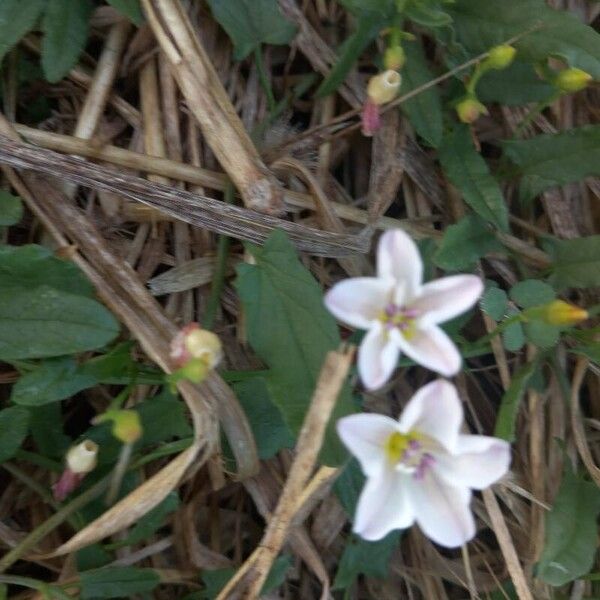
[324,229,483,390]
[337,380,510,547]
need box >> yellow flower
[542,300,588,326]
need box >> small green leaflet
[206,0,296,60]
[235,230,354,466]
[509,280,555,308]
[449,0,600,78]
[79,567,160,599]
[546,235,600,290]
[405,0,452,27]
[0,191,23,226]
[106,0,144,25]
[0,406,30,463]
[400,42,443,148]
[0,0,45,63]
[480,286,508,322]
[501,309,525,352]
[537,468,600,586]
[42,0,93,83]
[439,126,508,230]
[502,125,600,203]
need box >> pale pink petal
[377,230,423,296]
[412,275,483,327]
[337,414,398,478]
[409,472,475,548]
[354,473,414,541]
[398,325,461,377]
[435,435,511,490]
[324,278,392,329]
[398,380,462,451]
[358,324,401,390]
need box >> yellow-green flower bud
[111,410,142,444]
[555,68,592,93]
[455,97,488,123]
[485,45,516,70]
[367,70,402,106]
[384,46,405,71]
[170,323,223,370]
[541,300,588,326]
[66,440,98,474]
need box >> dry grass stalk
[140,0,285,215]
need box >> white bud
[367,70,402,105]
[66,440,98,474]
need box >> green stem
[254,46,276,113]
[470,313,525,349]
[202,182,234,330]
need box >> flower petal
[398,325,461,377]
[412,275,483,327]
[435,435,511,490]
[358,324,401,390]
[377,230,423,296]
[354,473,414,541]
[337,414,398,478]
[324,278,392,329]
[409,472,475,548]
[398,380,463,451]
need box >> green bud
[555,68,592,93]
[111,410,142,444]
[485,45,516,70]
[455,96,488,124]
[384,45,405,71]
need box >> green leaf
[523,321,560,349]
[509,280,555,308]
[11,356,96,406]
[41,0,93,83]
[480,286,508,322]
[333,532,400,589]
[502,318,525,352]
[136,393,192,447]
[571,343,600,364]
[235,230,354,466]
[405,0,452,27]
[477,60,554,106]
[205,0,296,60]
[0,0,45,63]
[495,360,537,441]
[439,126,508,230]
[106,0,143,25]
[502,126,600,203]
[0,406,30,463]
[449,0,600,78]
[80,567,160,599]
[0,192,23,226]
[0,286,119,360]
[400,41,443,147]
[546,235,600,289]
[29,403,70,459]
[434,215,502,271]
[339,0,394,16]
[233,378,294,459]
[537,468,600,586]
[0,245,94,297]
[316,14,383,98]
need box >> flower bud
[66,440,98,474]
[555,68,592,93]
[455,97,488,123]
[367,70,402,106]
[111,410,142,444]
[384,46,405,71]
[485,45,516,70]
[170,323,223,369]
[540,300,588,326]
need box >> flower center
[384,431,435,480]
[379,303,419,339]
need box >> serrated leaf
[546,235,600,289]
[0,245,94,297]
[481,287,508,322]
[401,41,443,147]
[509,280,555,308]
[0,192,23,226]
[11,357,96,406]
[41,0,92,83]
[0,286,119,360]
[316,13,383,98]
[477,60,554,106]
[206,0,296,60]
[235,230,354,466]
[106,0,143,25]
[0,0,45,63]
[439,126,508,230]
[80,567,160,599]
[0,406,30,463]
[495,360,537,441]
[537,468,600,586]
[449,0,600,78]
[502,126,600,203]
[434,215,502,271]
